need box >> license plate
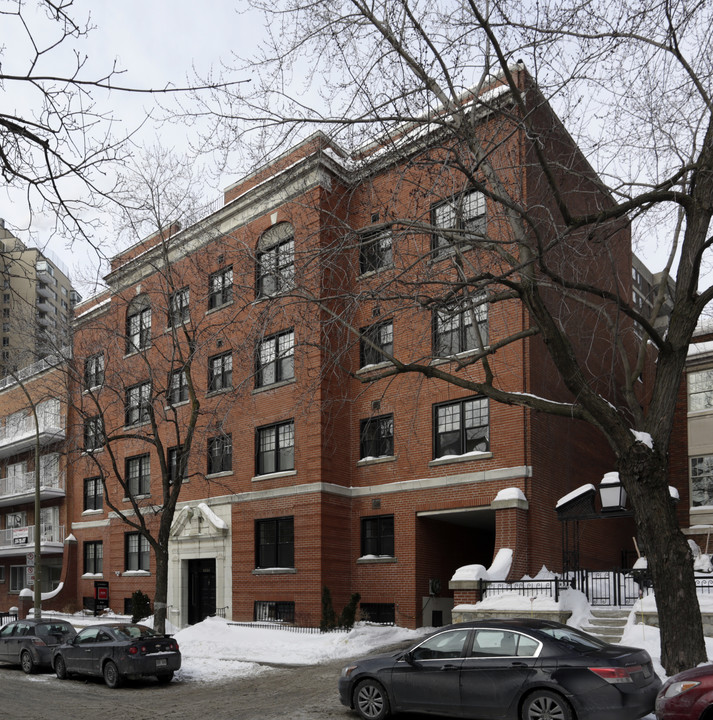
[156,658,167,668]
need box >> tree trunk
[620,442,706,674]
[153,546,169,634]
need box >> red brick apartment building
[1,70,642,626]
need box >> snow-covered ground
[21,589,713,720]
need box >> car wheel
[54,655,68,680]
[103,660,123,689]
[156,671,174,684]
[354,678,390,720]
[521,690,573,720]
[20,649,36,674]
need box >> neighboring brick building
[58,70,643,629]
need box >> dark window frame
[168,368,189,405]
[431,189,486,257]
[207,434,233,475]
[256,237,294,298]
[168,286,190,327]
[433,396,490,458]
[83,541,103,574]
[209,266,233,309]
[360,414,394,459]
[124,381,152,426]
[84,417,104,451]
[125,453,151,496]
[83,477,103,511]
[359,227,393,274]
[84,353,105,389]
[256,329,295,387]
[125,532,150,572]
[360,320,393,367]
[256,420,295,475]
[361,514,395,557]
[125,304,151,353]
[208,351,233,392]
[433,296,488,356]
[255,516,295,569]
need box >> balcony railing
[0,405,65,458]
[0,524,65,551]
[0,470,65,505]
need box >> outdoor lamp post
[599,472,628,513]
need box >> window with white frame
[691,455,713,507]
[688,369,713,412]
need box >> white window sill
[357,556,397,564]
[81,573,104,579]
[122,570,151,577]
[357,455,396,467]
[252,470,297,482]
[253,377,296,394]
[429,451,492,467]
[252,567,296,575]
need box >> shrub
[130,589,152,623]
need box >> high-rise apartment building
[0,221,81,377]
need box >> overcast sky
[0,0,677,295]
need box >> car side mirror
[403,651,418,666]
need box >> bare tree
[190,0,713,673]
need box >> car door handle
[440,664,460,671]
[511,662,528,667]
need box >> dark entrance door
[188,558,216,625]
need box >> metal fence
[0,612,18,626]
[229,622,349,635]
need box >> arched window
[125,295,151,353]
[256,223,294,298]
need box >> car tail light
[30,638,47,647]
[128,646,138,655]
[588,667,634,684]
[663,680,701,698]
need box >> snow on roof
[555,483,595,509]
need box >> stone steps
[581,608,630,644]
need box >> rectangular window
[691,455,713,507]
[256,330,295,387]
[84,353,105,389]
[254,600,295,623]
[359,228,393,274]
[208,352,232,392]
[168,368,188,405]
[125,532,150,571]
[84,417,104,451]
[83,477,103,511]
[126,306,151,352]
[255,516,294,568]
[10,566,25,593]
[434,396,489,458]
[360,415,394,459]
[360,321,393,367]
[257,238,294,297]
[167,446,186,484]
[209,266,233,309]
[207,434,232,475]
[361,515,394,557]
[434,296,488,356]
[125,381,152,426]
[257,421,294,475]
[83,541,103,574]
[688,369,713,412]
[168,287,190,326]
[359,602,395,625]
[125,454,150,496]
[432,189,486,256]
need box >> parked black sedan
[52,623,181,688]
[339,618,661,720]
[0,618,76,673]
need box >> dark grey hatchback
[338,619,661,720]
[0,618,76,673]
[53,623,181,688]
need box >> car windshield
[539,626,608,652]
[113,625,157,639]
